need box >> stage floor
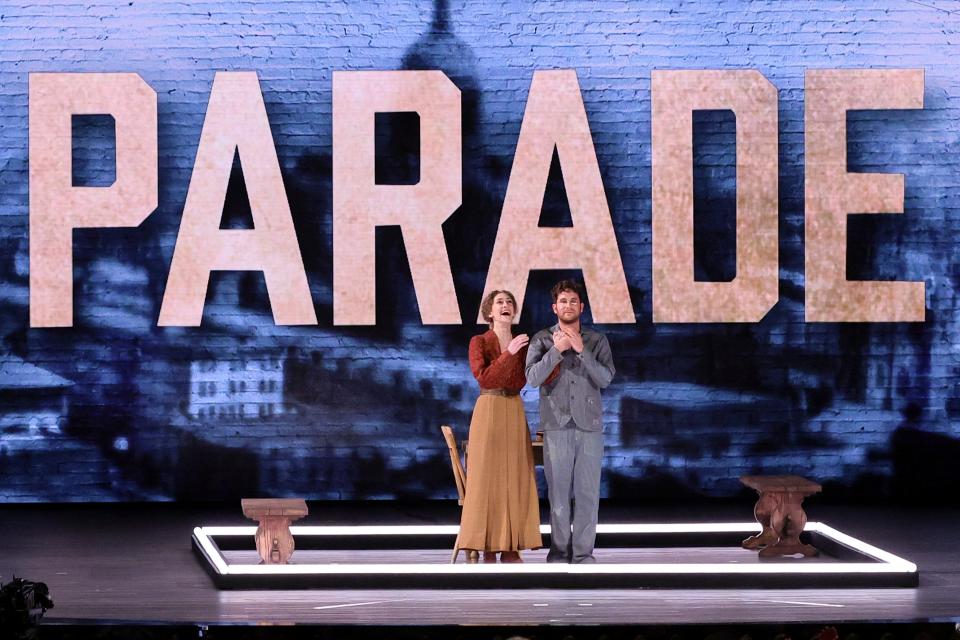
[0,501,958,627]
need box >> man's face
[552,290,584,324]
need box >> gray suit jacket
[525,324,615,432]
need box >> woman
[457,290,542,563]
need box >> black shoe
[572,554,597,564]
[546,549,570,564]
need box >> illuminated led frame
[192,522,918,589]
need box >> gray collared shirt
[525,323,615,432]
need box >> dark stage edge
[1,501,959,632]
[27,623,960,640]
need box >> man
[525,280,615,564]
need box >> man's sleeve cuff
[545,346,564,364]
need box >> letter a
[158,72,316,326]
[481,70,633,323]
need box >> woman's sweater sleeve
[469,335,515,387]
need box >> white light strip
[806,522,917,572]
[193,522,917,578]
[595,522,762,534]
[200,523,763,538]
[193,526,229,575]
[219,562,905,576]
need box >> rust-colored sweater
[468,330,527,391]
[469,330,558,391]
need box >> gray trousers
[542,427,603,562]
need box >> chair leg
[450,531,461,564]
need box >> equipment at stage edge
[0,576,54,637]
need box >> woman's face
[490,293,516,326]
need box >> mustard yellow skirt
[458,394,542,552]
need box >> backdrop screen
[1,0,957,502]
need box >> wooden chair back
[440,425,467,506]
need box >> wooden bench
[241,498,309,564]
[740,475,821,557]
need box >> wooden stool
[241,498,308,564]
[740,475,821,557]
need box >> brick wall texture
[1,0,959,502]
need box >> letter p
[29,73,157,327]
